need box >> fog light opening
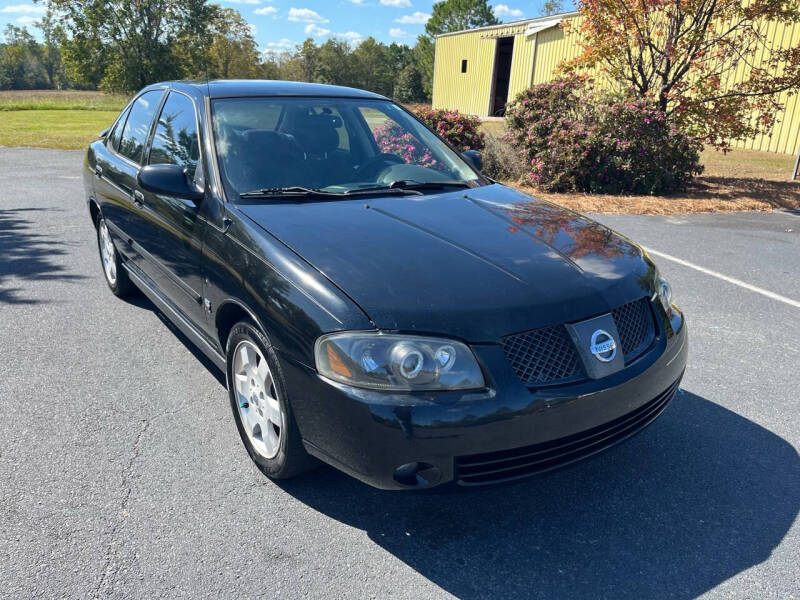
[393,462,440,487]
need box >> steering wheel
[353,153,405,181]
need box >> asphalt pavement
[1,147,798,599]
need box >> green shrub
[505,76,703,194]
[481,130,527,182]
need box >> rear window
[118,90,163,164]
[107,105,131,151]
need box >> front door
[135,90,208,327]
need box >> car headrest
[289,112,340,156]
[241,129,300,157]
[228,129,302,190]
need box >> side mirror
[463,149,483,171]
[99,127,110,139]
[138,164,204,203]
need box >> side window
[108,105,131,152]
[118,90,163,164]
[149,92,201,181]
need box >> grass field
[0,90,127,112]
[1,90,797,213]
[0,109,119,149]
[0,90,125,149]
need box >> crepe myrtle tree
[563,0,800,150]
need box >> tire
[226,320,317,480]
[96,217,136,297]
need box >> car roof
[145,79,388,100]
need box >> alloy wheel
[232,340,284,459]
[98,220,117,285]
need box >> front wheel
[226,321,316,479]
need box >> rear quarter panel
[83,142,99,210]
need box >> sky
[0,0,561,53]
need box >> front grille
[501,325,584,386]
[455,375,682,486]
[612,297,656,362]
[502,298,657,387]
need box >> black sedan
[84,80,687,489]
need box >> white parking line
[645,247,800,309]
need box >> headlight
[657,276,673,313]
[315,332,485,391]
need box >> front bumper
[282,309,688,490]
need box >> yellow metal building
[432,13,800,155]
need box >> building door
[490,37,514,116]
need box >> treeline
[262,39,428,103]
[0,22,63,90]
[0,0,505,100]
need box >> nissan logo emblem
[590,330,617,362]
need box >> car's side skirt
[123,261,227,373]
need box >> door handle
[94,165,103,178]
[132,190,144,207]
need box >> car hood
[238,184,656,342]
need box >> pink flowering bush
[373,108,484,172]
[413,107,485,152]
[505,76,703,194]
[373,123,443,169]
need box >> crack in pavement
[93,400,191,598]
[93,417,150,598]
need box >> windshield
[211,97,484,199]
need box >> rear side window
[149,92,200,181]
[107,105,131,151]
[118,90,163,164]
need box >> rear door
[135,90,208,326]
[94,89,166,266]
[93,101,133,258]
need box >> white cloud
[305,23,331,36]
[1,4,46,14]
[380,0,412,6]
[254,6,277,15]
[248,23,258,34]
[262,38,294,54]
[494,4,523,18]
[389,27,408,37]
[16,15,39,24]
[394,11,429,24]
[218,0,262,4]
[347,0,364,4]
[287,7,329,22]
[336,31,363,43]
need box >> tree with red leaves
[563,0,800,150]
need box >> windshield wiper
[345,180,470,197]
[239,186,343,199]
[239,185,422,200]
[387,179,472,191]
